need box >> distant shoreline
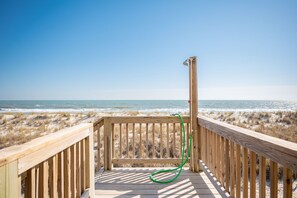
[0,100,296,113]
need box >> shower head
[183,56,197,66]
[183,59,189,66]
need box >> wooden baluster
[173,123,176,158]
[225,139,230,193]
[132,123,135,158]
[199,126,205,162]
[259,156,266,198]
[207,129,211,169]
[207,130,210,170]
[49,156,57,198]
[201,127,203,163]
[58,152,64,198]
[250,151,256,198]
[39,161,49,198]
[204,129,207,166]
[187,123,190,155]
[71,145,76,198]
[97,126,101,170]
[93,125,97,172]
[81,139,86,191]
[26,167,36,198]
[152,123,155,158]
[126,123,129,158]
[204,129,207,167]
[119,124,122,158]
[139,123,142,158]
[283,167,292,198]
[212,132,216,172]
[203,128,206,166]
[221,137,225,187]
[112,124,115,159]
[64,148,70,198]
[209,131,212,171]
[104,119,113,170]
[243,148,248,198]
[167,123,169,158]
[205,129,208,166]
[212,131,216,174]
[160,123,163,158]
[146,123,149,158]
[36,166,39,197]
[119,123,122,158]
[207,130,212,175]
[230,142,235,198]
[236,144,241,198]
[270,161,278,198]
[127,123,134,159]
[211,131,214,171]
[179,123,182,158]
[76,142,81,197]
[217,134,221,181]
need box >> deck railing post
[104,118,112,170]
[0,160,21,198]
[85,126,95,197]
[188,56,202,172]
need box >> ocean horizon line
[0,100,296,113]
[0,99,296,101]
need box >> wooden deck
[95,167,225,198]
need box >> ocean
[0,100,296,113]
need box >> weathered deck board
[95,167,223,198]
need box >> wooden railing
[94,116,297,197]
[93,116,191,170]
[4,115,293,197]
[0,123,94,198]
[198,115,297,198]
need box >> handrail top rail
[98,115,190,119]
[99,116,191,124]
[94,115,297,150]
[102,115,190,118]
[93,117,104,126]
[198,115,297,171]
[198,115,297,151]
[0,123,92,167]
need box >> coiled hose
[149,113,192,184]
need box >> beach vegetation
[0,111,297,150]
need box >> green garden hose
[149,113,193,184]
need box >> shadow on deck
[95,167,228,198]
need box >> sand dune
[0,111,296,149]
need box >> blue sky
[0,1,296,100]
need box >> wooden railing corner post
[86,125,95,197]
[0,160,21,198]
[104,117,112,171]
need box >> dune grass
[0,111,296,149]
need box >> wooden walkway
[95,167,225,198]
